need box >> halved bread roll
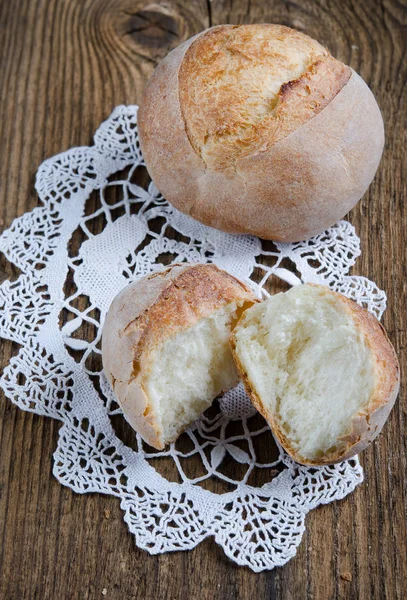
[231,284,399,465]
[102,264,257,449]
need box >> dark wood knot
[124,8,180,49]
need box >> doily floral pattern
[0,106,386,571]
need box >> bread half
[102,264,257,449]
[231,284,399,465]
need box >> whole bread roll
[138,24,384,242]
[102,264,256,449]
[231,284,399,465]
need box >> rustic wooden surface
[0,0,406,598]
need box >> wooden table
[0,1,405,598]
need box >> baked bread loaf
[138,24,384,242]
[231,284,399,465]
[102,264,257,449]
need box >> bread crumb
[341,571,352,582]
[102,588,107,596]
[104,509,111,519]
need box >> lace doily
[0,106,387,572]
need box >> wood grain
[0,0,406,598]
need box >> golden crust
[138,25,384,242]
[179,24,351,171]
[102,264,257,449]
[273,57,350,146]
[230,285,400,465]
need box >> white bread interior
[146,303,241,444]
[231,285,399,464]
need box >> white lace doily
[0,106,387,572]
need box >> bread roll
[138,24,384,242]
[231,284,399,465]
[102,264,257,449]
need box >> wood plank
[0,0,405,598]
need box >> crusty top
[178,24,351,172]
[103,263,256,393]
